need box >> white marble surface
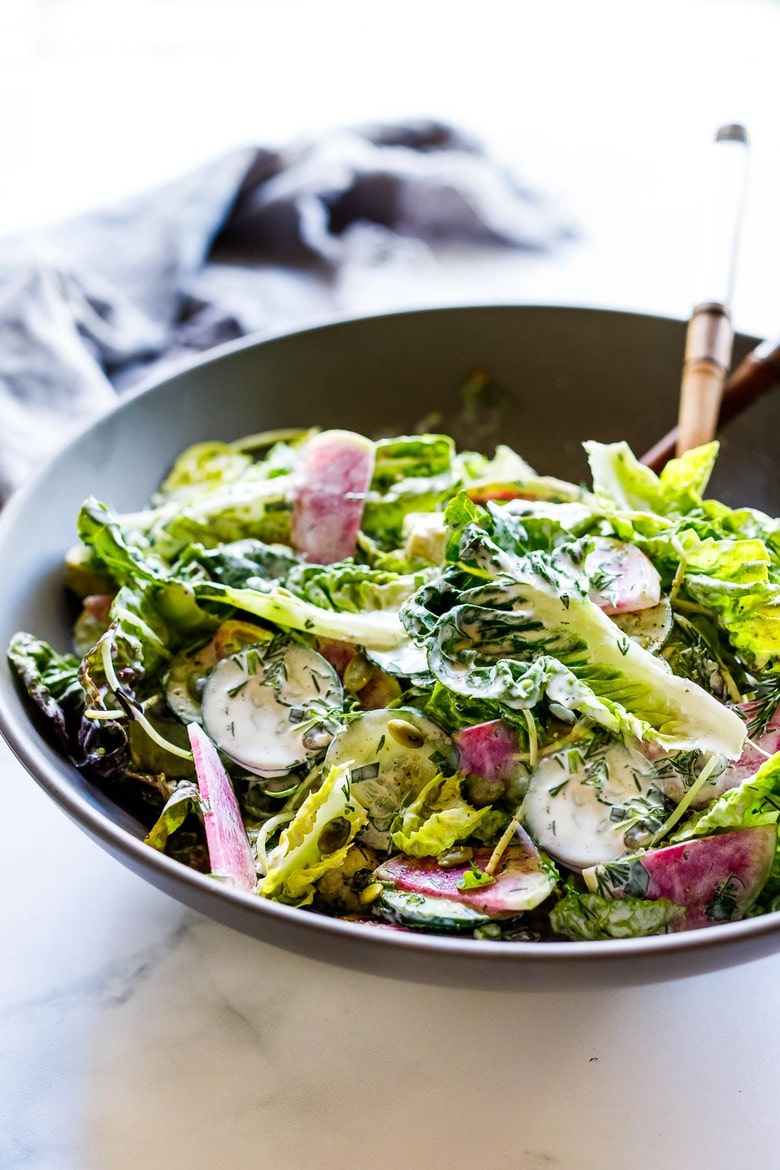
[4,2,780,1167]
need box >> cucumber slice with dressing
[165,621,274,725]
[523,740,665,870]
[611,598,673,654]
[377,888,490,931]
[324,707,457,851]
[202,641,342,777]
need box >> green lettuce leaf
[145,780,201,850]
[389,773,490,857]
[78,497,165,586]
[154,435,303,505]
[79,584,174,705]
[192,579,406,650]
[176,538,298,588]
[361,434,461,544]
[154,442,254,503]
[259,763,367,906]
[371,434,456,489]
[585,440,718,515]
[422,681,514,734]
[550,889,684,939]
[285,561,431,614]
[684,568,780,673]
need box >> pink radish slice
[188,723,257,893]
[453,720,520,781]
[586,537,661,615]
[714,703,780,794]
[584,825,777,931]
[291,430,375,564]
[375,844,555,916]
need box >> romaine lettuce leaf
[371,434,456,489]
[285,561,430,614]
[145,780,201,851]
[684,570,780,673]
[176,538,298,588]
[79,584,173,705]
[403,524,746,757]
[78,497,165,586]
[154,435,303,505]
[192,579,406,649]
[154,442,254,504]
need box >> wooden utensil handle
[675,303,733,454]
[641,335,780,472]
[674,124,748,457]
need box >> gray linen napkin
[0,120,569,503]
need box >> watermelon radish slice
[672,703,780,807]
[585,537,661,615]
[188,723,257,893]
[375,844,556,917]
[453,720,521,782]
[582,824,777,931]
[723,702,780,787]
[291,430,375,564]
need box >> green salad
[10,426,780,942]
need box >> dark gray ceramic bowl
[2,305,780,990]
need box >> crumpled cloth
[0,120,569,502]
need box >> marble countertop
[4,2,780,1167]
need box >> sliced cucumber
[611,598,673,654]
[523,740,665,870]
[377,888,490,931]
[324,707,457,851]
[202,641,342,777]
[165,639,219,725]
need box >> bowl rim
[1,302,775,965]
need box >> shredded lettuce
[260,763,367,906]
[389,774,490,857]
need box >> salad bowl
[3,303,780,990]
